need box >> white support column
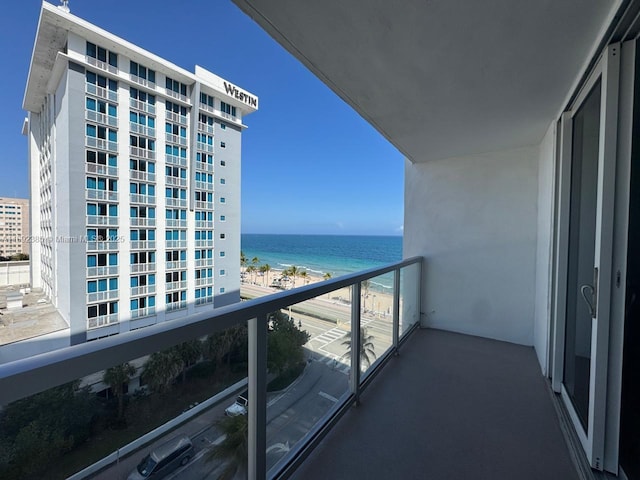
[248,315,267,479]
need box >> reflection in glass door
[563,80,601,430]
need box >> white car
[225,394,248,416]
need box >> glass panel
[266,297,350,473]
[0,326,248,479]
[399,263,421,337]
[360,274,394,380]
[563,79,601,430]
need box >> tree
[361,279,371,312]
[323,272,332,281]
[260,263,271,287]
[142,349,184,393]
[246,265,256,284]
[206,414,248,479]
[171,340,202,383]
[299,270,309,285]
[285,265,300,288]
[102,362,136,422]
[267,311,310,375]
[341,327,377,370]
[240,252,247,283]
[205,325,248,369]
[0,381,96,479]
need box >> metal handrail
[0,256,423,478]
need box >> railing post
[350,282,362,405]
[248,315,267,479]
[393,268,400,354]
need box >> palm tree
[299,270,309,285]
[172,340,202,383]
[361,279,371,312]
[323,272,332,281]
[260,263,271,287]
[207,414,248,479]
[246,265,256,284]
[341,327,377,370]
[286,265,300,288]
[103,362,136,421]
[240,251,247,283]
[142,349,184,393]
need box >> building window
[220,142,226,148]
[220,160,226,166]
[166,77,188,97]
[86,71,118,92]
[220,101,237,117]
[220,197,226,204]
[220,233,226,239]
[200,92,214,108]
[220,287,225,294]
[130,87,156,105]
[220,178,226,185]
[220,123,226,130]
[220,215,226,222]
[167,101,188,116]
[86,41,117,68]
[130,61,156,83]
[220,251,225,257]
[220,269,226,276]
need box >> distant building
[0,197,29,258]
[22,2,258,344]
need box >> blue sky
[1,0,404,236]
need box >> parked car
[127,434,194,479]
[225,393,248,416]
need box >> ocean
[240,234,403,291]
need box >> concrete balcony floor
[291,328,579,480]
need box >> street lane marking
[318,391,338,402]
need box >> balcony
[86,83,118,103]
[166,133,188,146]
[166,280,187,291]
[130,170,156,183]
[165,197,187,208]
[165,89,190,104]
[197,141,215,153]
[86,110,118,127]
[195,257,214,267]
[130,217,156,227]
[130,146,155,160]
[129,74,155,89]
[165,218,187,228]
[129,122,156,138]
[130,240,156,250]
[195,162,215,173]
[129,98,156,115]
[165,154,187,167]
[166,260,187,270]
[131,263,156,273]
[86,190,118,202]
[198,122,215,134]
[0,255,588,480]
[85,55,118,75]
[130,285,156,297]
[166,110,188,125]
[86,137,118,153]
[86,163,118,177]
[130,194,156,205]
[165,176,187,187]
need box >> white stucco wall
[404,145,539,345]
[0,261,30,287]
[533,123,556,373]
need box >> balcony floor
[291,328,579,480]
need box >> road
[90,288,393,479]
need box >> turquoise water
[241,234,402,291]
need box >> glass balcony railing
[0,257,421,480]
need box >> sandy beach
[241,267,395,318]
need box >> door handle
[580,267,599,319]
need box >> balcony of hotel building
[5,1,640,479]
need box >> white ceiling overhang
[233,0,621,162]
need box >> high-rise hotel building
[23,2,257,344]
[0,197,29,258]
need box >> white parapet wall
[0,261,30,287]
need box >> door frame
[550,43,620,470]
